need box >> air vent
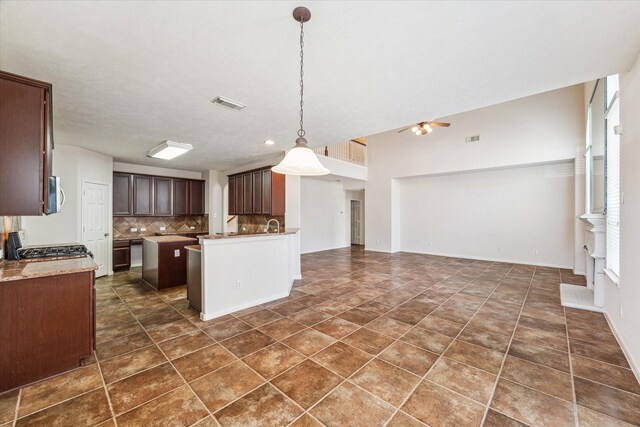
[465,135,480,143]
[211,96,246,111]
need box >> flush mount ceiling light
[147,140,193,160]
[272,6,330,176]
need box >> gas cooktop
[18,244,93,260]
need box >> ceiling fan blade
[397,127,411,133]
[427,121,451,127]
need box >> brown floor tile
[96,321,144,344]
[18,365,103,417]
[96,331,154,361]
[483,409,528,426]
[568,324,620,348]
[282,328,336,356]
[220,330,275,358]
[386,411,427,426]
[0,390,18,425]
[357,300,394,315]
[116,385,208,427]
[243,343,305,379]
[270,301,307,316]
[203,317,252,341]
[513,324,568,352]
[271,359,342,409]
[400,328,453,355]
[570,338,630,368]
[508,339,569,372]
[214,383,302,427]
[240,309,283,327]
[416,315,465,337]
[402,380,485,427]
[351,358,421,406]
[258,318,306,340]
[172,344,237,382]
[312,317,360,339]
[501,355,573,401]
[574,377,640,425]
[288,308,332,326]
[158,330,214,360]
[136,309,183,329]
[577,404,636,427]
[426,357,496,404]
[490,379,575,427]
[443,340,504,374]
[457,325,511,353]
[338,308,381,326]
[107,362,183,414]
[100,346,167,384]
[365,316,413,338]
[386,307,427,325]
[342,328,395,355]
[466,315,516,337]
[145,319,199,343]
[572,355,640,395]
[312,342,372,378]
[190,361,264,413]
[15,388,111,427]
[379,341,439,376]
[310,382,395,427]
[289,413,324,426]
[431,307,476,325]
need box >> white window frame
[604,80,620,284]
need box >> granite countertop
[200,228,300,240]
[185,245,201,252]
[143,235,198,243]
[114,231,207,241]
[0,256,98,282]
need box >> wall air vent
[465,135,480,143]
[211,96,246,111]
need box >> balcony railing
[312,139,367,166]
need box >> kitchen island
[198,229,300,320]
[142,235,197,289]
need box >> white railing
[313,140,367,166]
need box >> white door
[351,200,361,245]
[82,182,109,277]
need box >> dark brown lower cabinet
[142,237,197,289]
[113,240,131,271]
[0,270,95,392]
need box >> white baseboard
[200,290,290,321]
[603,312,640,384]
[396,248,572,269]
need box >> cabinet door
[228,176,236,215]
[271,171,286,216]
[113,173,132,216]
[132,175,153,215]
[153,177,173,216]
[188,180,205,215]
[261,170,272,214]
[173,179,188,216]
[253,171,262,214]
[235,176,244,214]
[112,246,131,271]
[242,173,253,214]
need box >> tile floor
[1,247,639,426]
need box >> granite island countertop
[200,228,300,240]
[0,256,98,282]
[143,235,198,243]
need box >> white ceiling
[2,1,640,172]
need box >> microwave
[46,176,65,215]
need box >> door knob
[104,233,110,237]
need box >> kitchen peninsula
[198,229,299,320]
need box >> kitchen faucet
[266,218,280,234]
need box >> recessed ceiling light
[147,140,193,160]
[264,139,275,145]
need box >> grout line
[95,351,118,427]
[10,388,21,427]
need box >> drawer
[113,240,130,248]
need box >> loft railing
[313,139,367,166]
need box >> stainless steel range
[18,244,93,260]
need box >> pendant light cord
[298,18,305,138]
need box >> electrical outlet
[140,227,147,232]
[160,226,166,231]
[236,280,243,289]
[174,249,180,257]
[533,250,538,255]
[190,226,196,230]
[620,305,624,317]
[131,227,138,232]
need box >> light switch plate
[140,228,147,232]
[174,249,180,257]
[131,227,138,232]
[160,226,166,231]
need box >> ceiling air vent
[465,135,480,143]
[211,96,246,111]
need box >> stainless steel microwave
[46,176,65,215]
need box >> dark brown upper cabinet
[132,175,153,216]
[228,176,236,215]
[188,180,205,215]
[153,177,173,216]
[172,179,188,216]
[0,71,53,216]
[113,173,132,215]
[227,167,285,216]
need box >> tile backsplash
[237,214,285,233]
[113,215,209,239]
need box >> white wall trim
[394,248,573,269]
[604,312,640,384]
[200,291,290,321]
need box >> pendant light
[272,7,330,176]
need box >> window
[605,74,620,279]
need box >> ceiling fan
[397,120,451,135]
